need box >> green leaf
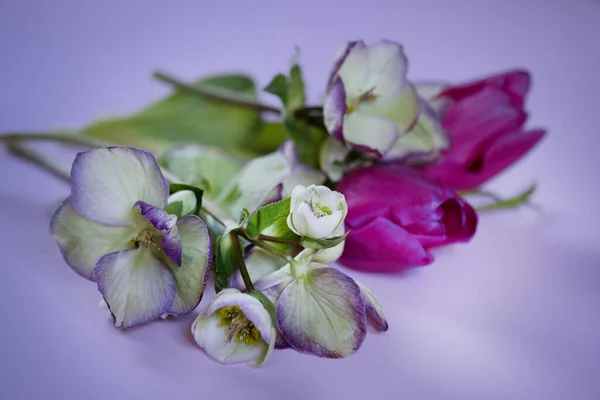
[165,201,184,217]
[215,152,291,217]
[300,231,349,249]
[213,229,244,293]
[169,183,204,213]
[250,122,288,155]
[245,197,292,240]
[81,74,261,153]
[284,116,327,169]
[248,290,277,326]
[264,74,289,105]
[160,143,243,198]
[238,208,251,225]
[287,63,306,111]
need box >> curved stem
[257,234,298,245]
[153,71,282,115]
[5,141,71,183]
[0,132,112,148]
[230,231,254,292]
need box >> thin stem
[258,234,298,245]
[230,231,255,292]
[153,71,282,115]
[293,106,323,119]
[475,184,537,212]
[458,188,502,202]
[5,141,71,183]
[0,132,112,148]
[240,232,292,261]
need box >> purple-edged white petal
[343,111,399,155]
[364,40,408,99]
[71,147,168,226]
[191,289,276,366]
[383,99,450,162]
[337,41,369,98]
[277,267,367,358]
[133,201,182,267]
[95,248,176,329]
[326,40,364,91]
[323,78,348,142]
[354,280,389,332]
[167,216,211,315]
[50,199,135,281]
[319,137,350,182]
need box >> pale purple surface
[1,1,600,399]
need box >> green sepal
[165,201,184,218]
[264,74,289,105]
[248,290,277,327]
[168,183,204,214]
[300,231,349,249]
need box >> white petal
[277,268,367,358]
[319,137,349,182]
[365,40,408,99]
[343,111,399,154]
[354,280,389,332]
[337,42,370,98]
[51,200,135,281]
[167,216,212,316]
[95,248,176,329]
[71,147,168,226]
[282,166,326,198]
[361,83,420,135]
[414,82,450,115]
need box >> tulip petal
[337,41,369,98]
[50,199,135,281]
[354,280,389,332]
[424,129,545,191]
[341,216,434,272]
[277,267,367,358]
[365,40,408,99]
[133,201,182,267]
[95,248,176,329]
[343,111,399,155]
[323,78,348,142]
[167,216,212,316]
[71,147,169,226]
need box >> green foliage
[300,231,349,249]
[213,230,244,293]
[168,183,204,214]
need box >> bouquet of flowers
[0,39,545,366]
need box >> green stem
[457,188,503,202]
[258,234,298,245]
[153,71,282,115]
[240,232,292,261]
[475,184,537,212]
[0,132,112,148]
[229,231,254,292]
[5,141,71,183]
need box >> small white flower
[287,184,347,239]
[192,289,276,366]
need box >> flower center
[347,88,378,114]
[218,306,262,345]
[306,198,333,218]
[128,227,163,252]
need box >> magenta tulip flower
[337,165,477,272]
[420,70,546,191]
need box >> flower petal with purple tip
[95,248,176,329]
[343,111,399,154]
[167,216,212,316]
[277,267,367,358]
[323,78,348,143]
[71,147,168,226]
[51,199,135,281]
[354,280,389,332]
[133,201,182,267]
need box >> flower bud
[287,185,347,239]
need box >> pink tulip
[337,165,477,272]
[421,70,546,191]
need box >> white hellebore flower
[323,39,448,162]
[253,260,388,358]
[192,289,276,366]
[51,147,211,329]
[287,184,348,239]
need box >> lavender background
[1,1,599,399]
